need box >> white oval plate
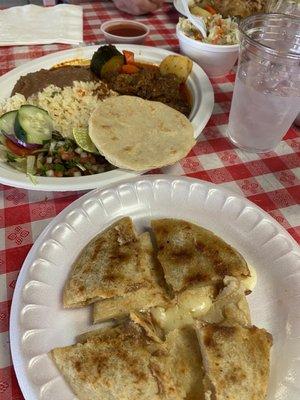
[0,45,214,191]
[10,176,300,400]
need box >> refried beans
[12,66,98,98]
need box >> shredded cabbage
[179,15,239,45]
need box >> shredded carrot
[205,5,217,14]
[123,50,135,65]
[121,64,140,74]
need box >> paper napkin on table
[0,4,83,46]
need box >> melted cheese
[150,285,213,333]
[242,265,257,291]
[150,266,257,334]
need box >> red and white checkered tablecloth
[0,1,299,399]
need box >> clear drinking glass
[227,13,300,153]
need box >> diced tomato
[123,50,135,65]
[54,170,64,177]
[121,64,140,74]
[5,138,36,156]
[205,4,217,14]
[59,150,76,160]
[211,26,223,44]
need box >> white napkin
[0,4,83,46]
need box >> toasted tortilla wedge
[203,276,251,327]
[51,321,201,400]
[93,232,169,322]
[161,327,205,400]
[151,219,250,292]
[63,217,167,308]
[195,322,273,400]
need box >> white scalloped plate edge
[10,175,300,400]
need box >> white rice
[0,81,117,138]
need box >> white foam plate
[10,176,300,400]
[0,45,214,191]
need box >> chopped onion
[46,157,53,164]
[46,170,54,177]
[49,141,56,154]
[75,147,83,154]
[73,171,81,177]
[26,155,36,175]
[80,152,88,158]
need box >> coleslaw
[178,14,239,45]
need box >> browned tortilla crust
[152,219,250,291]
[64,217,168,310]
[51,320,205,400]
[196,322,273,400]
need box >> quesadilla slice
[63,217,168,309]
[195,322,273,400]
[51,319,185,400]
[158,326,205,400]
[151,219,250,292]
[93,231,170,322]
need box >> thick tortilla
[93,232,169,323]
[51,318,205,400]
[63,217,166,308]
[88,95,195,171]
[151,219,250,292]
[195,322,273,400]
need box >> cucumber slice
[0,110,18,136]
[15,105,53,145]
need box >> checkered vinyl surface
[0,1,299,399]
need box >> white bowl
[101,19,150,45]
[176,23,239,78]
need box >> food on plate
[63,217,167,309]
[159,55,193,83]
[53,216,272,399]
[196,322,273,400]
[89,96,195,171]
[189,0,267,18]
[149,285,216,334]
[93,46,192,116]
[51,316,204,400]
[92,231,169,323]
[11,65,97,99]
[90,45,125,79]
[149,275,251,334]
[0,45,195,179]
[1,81,116,139]
[0,81,116,177]
[154,325,205,399]
[0,106,113,177]
[151,219,250,292]
[178,14,239,45]
[202,276,251,327]
[0,105,53,145]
